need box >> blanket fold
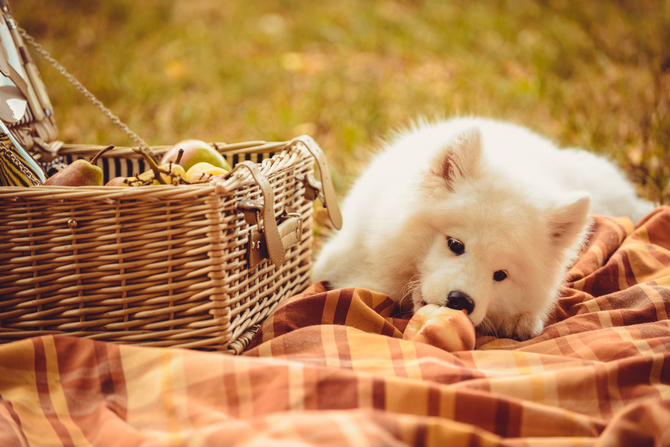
[0,208,669,446]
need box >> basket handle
[290,135,343,230]
[232,160,286,268]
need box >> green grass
[13,0,670,206]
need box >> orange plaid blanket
[1,208,669,446]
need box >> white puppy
[312,117,654,340]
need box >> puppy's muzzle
[446,290,475,315]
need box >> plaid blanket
[1,208,669,446]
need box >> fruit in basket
[403,304,476,352]
[105,176,129,186]
[142,163,186,185]
[122,163,186,186]
[185,162,229,183]
[159,163,186,184]
[44,145,114,186]
[44,159,103,186]
[159,139,232,173]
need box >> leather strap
[233,161,285,267]
[277,212,302,251]
[246,212,302,269]
[291,135,343,230]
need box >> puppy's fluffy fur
[312,117,654,340]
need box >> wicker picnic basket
[0,136,342,352]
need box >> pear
[160,139,231,173]
[122,163,186,186]
[185,162,229,183]
[44,145,114,186]
[105,176,129,186]
[146,163,186,185]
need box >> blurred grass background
[13,0,670,208]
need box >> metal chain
[17,27,158,160]
[1,142,40,185]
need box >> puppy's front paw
[510,313,545,341]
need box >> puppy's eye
[447,237,465,255]
[493,270,508,281]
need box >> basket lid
[0,0,59,157]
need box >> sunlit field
[14,0,670,212]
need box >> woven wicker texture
[0,139,316,352]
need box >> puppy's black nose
[446,290,475,315]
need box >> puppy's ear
[428,126,483,191]
[548,194,591,250]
